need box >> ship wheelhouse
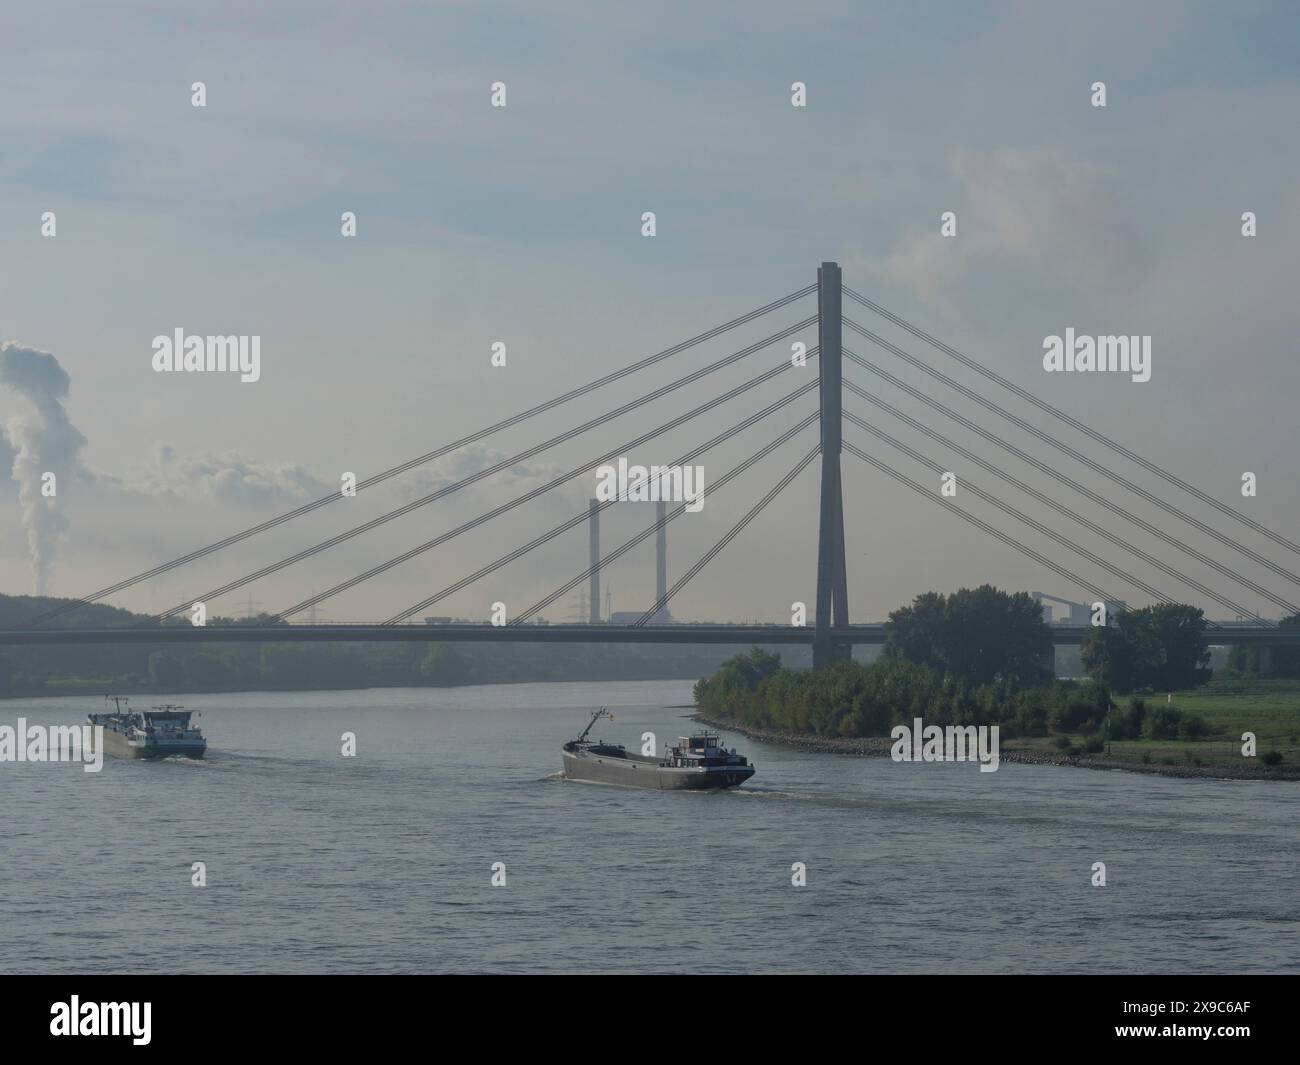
[142,707,202,743]
[668,730,749,768]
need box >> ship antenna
[576,707,609,744]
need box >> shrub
[1261,750,1284,767]
[1053,699,1096,733]
[1054,734,1074,751]
[1140,752,1152,765]
[1111,697,1147,741]
[1177,714,1209,741]
[1084,736,1105,754]
[1143,706,1184,741]
[1014,691,1050,737]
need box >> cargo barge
[88,696,207,759]
[562,708,754,790]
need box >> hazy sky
[1,0,1297,624]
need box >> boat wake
[725,783,893,811]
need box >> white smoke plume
[0,342,88,594]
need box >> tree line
[694,585,1300,740]
[0,595,748,697]
[693,647,1214,743]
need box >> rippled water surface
[2,681,1296,973]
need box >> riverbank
[0,668,710,702]
[692,710,1300,781]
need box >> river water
[1,680,1296,974]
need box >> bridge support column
[1257,644,1274,678]
[813,261,851,669]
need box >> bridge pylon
[813,261,851,669]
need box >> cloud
[0,425,14,478]
[114,441,574,513]
[394,442,589,509]
[877,148,1151,298]
[127,443,331,506]
[0,342,89,594]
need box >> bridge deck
[0,624,1292,646]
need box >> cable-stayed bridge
[2,623,1294,650]
[7,262,1300,668]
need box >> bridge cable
[631,446,820,627]
[842,377,1278,624]
[840,439,1118,606]
[843,284,1300,559]
[841,322,1300,591]
[842,407,1229,627]
[508,416,820,626]
[392,411,818,627]
[273,370,820,622]
[278,377,816,624]
[143,319,817,624]
[842,349,1289,619]
[24,284,816,628]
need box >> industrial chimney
[588,499,600,624]
[654,499,668,623]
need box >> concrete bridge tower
[813,262,851,668]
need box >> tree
[1081,622,1148,692]
[882,591,947,673]
[884,585,1052,688]
[1275,612,1300,678]
[421,644,470,686]
[183,652,230,688]
[148,651,186,691]
[1082,604,1210,693]
[693,648,781,709]
[1224,644,1258,676]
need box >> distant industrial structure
[588,499,601,625]
[652,498,670,625]
[587,496,672,625]
[1032,591,1127,625]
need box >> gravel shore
[691,711,1300,782]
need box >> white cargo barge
[88,697,207,759]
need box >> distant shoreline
[690,710,1300,782]
[0,674,707,702]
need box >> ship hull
[562,748,753,790]
[99,728,206,760]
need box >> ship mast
[576,707,610,743]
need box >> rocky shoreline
[690,710,1300,782]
